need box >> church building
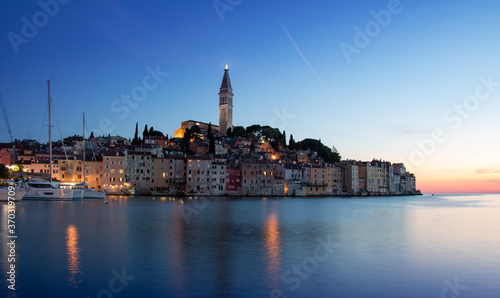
[175,64,234,138]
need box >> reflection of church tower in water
[219,64,233,135]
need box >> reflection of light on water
[171,209,186,293]
[265,212,282,290]
[66,224,82,287]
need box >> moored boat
[22,180,74,201]
[0,187,27,202]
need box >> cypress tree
[208,122,215,154]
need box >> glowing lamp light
[225,63,228,70]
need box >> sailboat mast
[83,113,85,184]
[48,80,52,184]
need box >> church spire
[220,64,233,92]
[219,64,233,136]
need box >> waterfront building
[304,164,328,195]
[102,150,127,193]
[57,159,82,182]
[226,168,242,194]
[284,163,305,196]
[150,156,170,194]
[331,165,345,194]
[341,161,359,195]
[126,151,152,195]
[211,157,227,195]
[358,162,380,194]
[82,159,104,191]
[241,160,284,195]
[166,155,187,195]
[186,156,212,194]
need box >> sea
[1,194,499,298]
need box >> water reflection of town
[166,198,283,295]
[66,224,82,288]
[264,205,282,292]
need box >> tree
[283,130,287,148]
[246,124,262,141]
[289,134,296,150]
[149,126,154,136]
[89,131,94,139]
[226,127,232,137]
[295,138,341,163]
[208,122,215,154]
[182,125,202,153]
[232,126,246,138]
[132,122,140,145]
[0,164,9,179]
[250,138,256,153]
[142,124,149,142]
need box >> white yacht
[60,182,105,199]
[22,180,75,201]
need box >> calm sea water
[1,194,499,298]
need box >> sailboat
[81,113,105,199]
[23,80,75,201]
[60,113,106,199]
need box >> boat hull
[23,189,74,201]
[0,188,27,202]
[83,189,106,199]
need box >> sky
[1,0,500,193]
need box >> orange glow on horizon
[418,178,500,194]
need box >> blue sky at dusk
[1,0,500,192]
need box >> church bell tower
[219,64,233,135]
